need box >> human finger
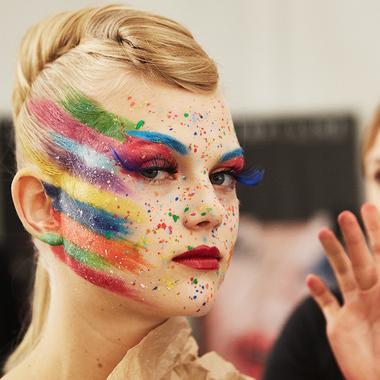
[306,274,340,319]
[318,227,356,294]
[338,210,377,290]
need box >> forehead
[96,84,240,148]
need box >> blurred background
[1,0,379,378]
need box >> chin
[152,291,218,318]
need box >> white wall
[1,0,380,130]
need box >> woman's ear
[12,168,60,237]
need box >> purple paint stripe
[54,149,126,193]
[29,99,122,158]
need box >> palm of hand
[307,203,380,380]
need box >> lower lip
[173,245,221,270]
[173,257,220,270]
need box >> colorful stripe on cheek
[54,174,144,223]
[43,183,130,239]
[58,212,150,273]
[62,239,113,271]
[51,245,150,302]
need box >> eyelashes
[110,145,263,186]
[110,146,178,174]
[230,164,264,186]
[236,167,264,186]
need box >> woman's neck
[4,261,168,380]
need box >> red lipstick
[172,245,221,270]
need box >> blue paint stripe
[220,148,244,162]
[127,131,188,155]
[43,182,128,239]
[51,133,115,171]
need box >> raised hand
[307,203,380,380]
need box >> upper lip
[172,245,221,261]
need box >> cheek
[220,195,239,231]
[222,202,239,257]
[44,178,153,270]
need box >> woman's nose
[182,186,224,231]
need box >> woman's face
[32,83,251,317]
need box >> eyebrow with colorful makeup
[126,131,188,155]
[110,132,189,174]
[58,87,189,171]
[219,147,264,186]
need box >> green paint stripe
[39,233,64,246]
[59,88,137,140]
[39,233,117,272]
[63,239,111,272]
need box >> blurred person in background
[263,105,380,380]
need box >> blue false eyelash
[110,146,130,171]
[110,146,178,173]
[235,166,264,186]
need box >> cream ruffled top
[107,316,253,380]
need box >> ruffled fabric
[107,316,253,380]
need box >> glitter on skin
[52,133,115,172]
[43,182,131,239]
[48,136,126,193]
[52,173,144,222]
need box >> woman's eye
[210,172,235,186]
[140,168,159,179]
[138,168,176,181]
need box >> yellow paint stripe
[44,170,145,223]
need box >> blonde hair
[6,4,218,372]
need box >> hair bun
[12,10,92,119]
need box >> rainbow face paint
[29,85,261,316]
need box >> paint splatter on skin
[27,85,262,315]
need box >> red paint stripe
[51,245,149,302]
[30,99,118,157]
[54,210,151,273]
